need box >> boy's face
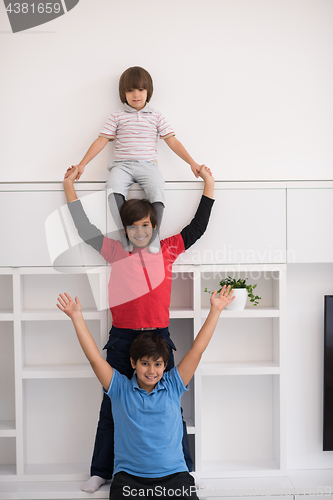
[130,356,166,393]
[126,216,156,248]
[125,88,148,111]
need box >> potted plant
[205,276,261,310]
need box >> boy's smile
[126,216,155,248]
[125,88,148,111]
[131,356,166,393]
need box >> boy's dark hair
[120,198,157,228]
[130,332,170,366]
[119,66,153,104]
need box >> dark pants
[90,326,193,479]
[110,471,198,500]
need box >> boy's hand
[199,165,214,180]
[210,286,235,312]
[63,165,79,185]
[64,163,84,181]
[190,162,204,178]
[199,166,214,198]
[56,292,82,319]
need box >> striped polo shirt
[99,103,175,160]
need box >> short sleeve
[104,369,122,401]
[100,113,117,140]
[161,234,185,264]
[163,367,189,399]
[156,112,175,140]
[100,237,121,264]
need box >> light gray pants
[106,160,165,205]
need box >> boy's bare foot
[81,475,107,493]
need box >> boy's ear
[130,357,136,369]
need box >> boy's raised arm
[63,165,79,203]
[178,286,235,387]
[56,293,113,391]
[62,165,105,253]
[199,165,214,199]
[179,166,215,252]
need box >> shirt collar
[131,372,167,394]
[123,103,152,114]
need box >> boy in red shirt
[63,164,214,492]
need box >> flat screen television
[323,295,333,450]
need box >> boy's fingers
[57,295,66,307]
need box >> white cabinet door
[162,188,286,264]
[0,186,286,266]
[287,189,333,263]
[0,191,107,267]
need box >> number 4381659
[6,3,61,14]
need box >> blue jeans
[90,326,193,479]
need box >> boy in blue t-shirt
[56,286,235,499]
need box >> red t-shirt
[100,234,185,329]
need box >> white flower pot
[226,288,248,311]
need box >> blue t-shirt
[105,366,189,477]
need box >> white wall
[1,0,333,182]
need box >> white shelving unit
[0,267,108,482]
[7,181,332,497]
[195,264,286,479]
[0,263,286,490]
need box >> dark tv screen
[323,295,333,450]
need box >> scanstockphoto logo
[3,0,80,33]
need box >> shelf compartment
[200,375,281,477]
[0,323,15,425]
[20,274,99,313]
[22,320,102,369]
[0,274,13,313]
[23,378,102,473]
[201,270,282,311]
[0,438,16,476]
[201,318,280,366]
[170,272,194,312]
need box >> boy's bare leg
[81,475,107,493]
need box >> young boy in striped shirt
[65,66,203,252]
